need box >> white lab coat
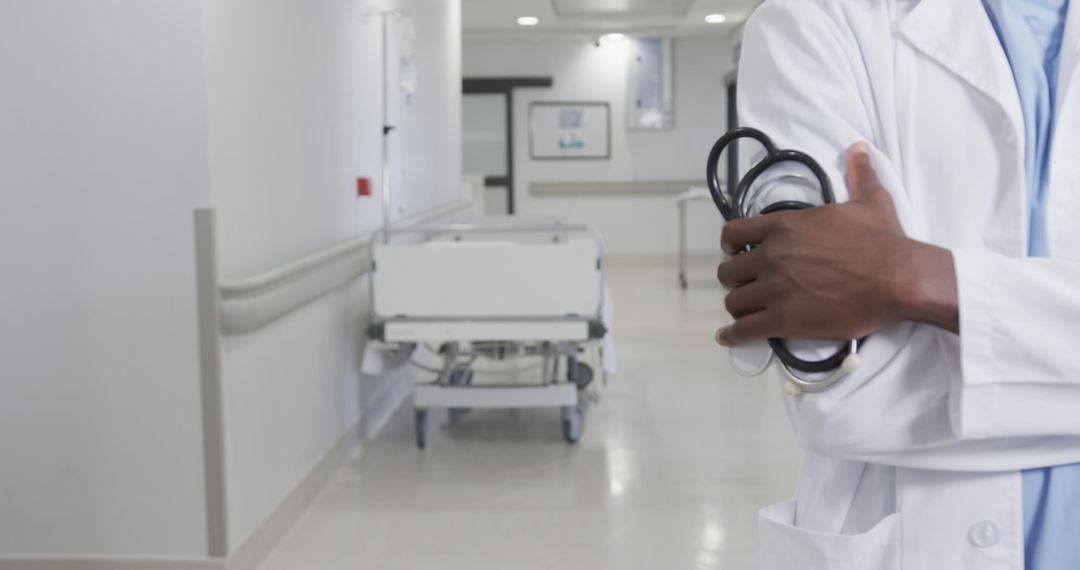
[736,0,1080,568]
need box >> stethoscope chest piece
[728,340,773,377]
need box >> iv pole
[363,7,408,243]
[379,10,392,244]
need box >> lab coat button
[969,521,1001,548]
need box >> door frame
[462,76,553,214]
[724,71,739,192]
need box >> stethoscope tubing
[707,127,861,391]
[707,127,777,220]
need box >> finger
[723,281,770,318]
[844,141,885,202]
[716,249,763,288]
[721,216,781,254]
[715,310,778,347]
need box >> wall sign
[528,102,611,160]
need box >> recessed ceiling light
[517,16,539,26]
[600,32,627,43]
[705,13,727,23]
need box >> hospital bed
[366,220,611,448]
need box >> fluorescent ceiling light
[705,13,727,23]
[517,16,539,26]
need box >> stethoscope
[706,127,862,393]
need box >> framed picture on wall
[528,102,611,160]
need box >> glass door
[462,93,511,215]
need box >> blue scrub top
[981,1,1076,568]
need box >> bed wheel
[561,405,583,444]
[414,409,429,449]
[568,361,594,390]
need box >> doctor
[716,0,1079,569]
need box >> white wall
[0,0,211,556]
[205,0,462,551]
[0,0,462,559]
[463,37,736,256]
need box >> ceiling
[462,0,760,39]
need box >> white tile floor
[259,258,800,570]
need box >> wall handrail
[220,238,365,300]
[218,197,475,335]
[529,179,702,196]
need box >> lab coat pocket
[759,500,901,570]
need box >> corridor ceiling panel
[462,0,761,37]
[552,0,694,17]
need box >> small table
[676,186,715,289]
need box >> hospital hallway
[256,259,799,570]
[1,2,795,567]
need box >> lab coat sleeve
[735,0,1080,471]
[952,253,1080,439]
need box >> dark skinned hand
[715,142,958,347]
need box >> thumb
[844,141,885,203]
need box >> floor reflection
[260,258,800,570]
